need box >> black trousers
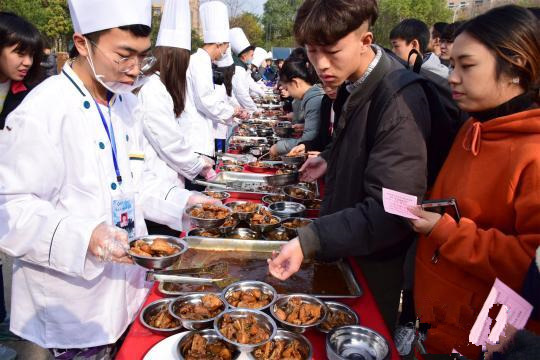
[144,220,181,237]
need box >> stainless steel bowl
[270,294,328,333]
[265,171,300,187]
[281,217,314,238]
[203,190,231,202]
[250,330,313,360]
[219,217,239,235]
[226,201,261,221]
[169,293,227,331]
[317,301,360,334]
[257,128,274,137]
[262,194,288,206]
[249,215,282,234]
[263,228,294,241]
[250,146,270,157]
[185,204,232,229]
[187,228,221,238]
[140,298,183,335]
[326,325,390,360]
[128,236,188,270]
[269,202,306,218]
[177,329,241,360]
[281,154,307,167]
[283,185,316,205]
[214,309,277,353]
[227,228,259,240]
[222,281,277,312]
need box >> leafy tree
[373,0,452,48]
[261,0,302,48]
[230,12,264,48]
[191,29,204,53]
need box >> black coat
[298,49,430,261]
[0,82,32,130]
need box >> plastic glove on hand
[88,223,132,264]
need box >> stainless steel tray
[203,171,281,199]
[158,236,363,299]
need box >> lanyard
[94,94,122,184]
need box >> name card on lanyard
[94,94,136,240]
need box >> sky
[152,0,267,15]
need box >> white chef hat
[230,28,254,56]
[68,0,152,34]
[266,51,273,60]
[156,0,191,50]
[252,47,268,68]
[200,1,230,44]
[215,47,234,67]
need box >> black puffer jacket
[298,48,430,261]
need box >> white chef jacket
[214,84,240,140]
[135,73,205,189]
[0,64,192,348]
[232,66,257,113]
[179,48,235,157]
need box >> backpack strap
[366,69,423,153]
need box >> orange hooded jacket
[415,108,540,358]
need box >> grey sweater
[275,84,325,155]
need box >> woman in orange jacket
[410,5,540,358]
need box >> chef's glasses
[88,40,156,75]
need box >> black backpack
[367,49,468,186]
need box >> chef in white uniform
[0,0,212,357]
[179,1,246,158]
[135,0,216,212]
[249,47,269,98]
[229,27,258,113]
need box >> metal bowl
[262,194,288,206]
[169,293,227,331]
[140,298,183,335]
[203,191,231,202]
[187,228,221,238]
[274,126,294,138]
[263,227,294,241]
[177,329,242,360]
[214,309,277,353]
[128,236,188,270]
[219,217,239,235]
[250,330,313,360]
[250,146,270,157]
[326,325,390,360]
[281,154,307,167]
[283,185,316,204]
[227,228,259,241]
[246,162,275,174]
[317,301,360,334]
[257,128,274,137]
[222,281,277,312]
[281,217,314,238]
[249,210,282,233]
[265,171,300,187]
[226,201,261,221]
[270,294,328,333]
[221,165,244,172]
[305,199,322,210]
[269,202,306,218]
[185,204,232,229]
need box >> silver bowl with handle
[128,235,188,270]
[326,325,390,360]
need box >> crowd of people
[0,0,538,359]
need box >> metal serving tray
[157,236,363,299]
[203,171,281,199]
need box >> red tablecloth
[116,164,400,359]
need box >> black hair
[528,7,540,20]
[389,19,430,55]
[69,24,152,58]
[216,64,235,97]
[440,21,464,43]
[279,47,320,85]
[294,0,379,46]
[432,22,448,38]
[455,5,540,102]
[0,12,43,84]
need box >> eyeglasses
[89,40,156,74]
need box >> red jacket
[415,108,540,358]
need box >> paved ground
[0,254,52,360]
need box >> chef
[0,0,211,357]
[249,47,270,97]
[178,0,246,159]
[229,27,258,113]
[135,0,216,235]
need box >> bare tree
[224,0,243,18]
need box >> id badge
[112,193,136,240]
